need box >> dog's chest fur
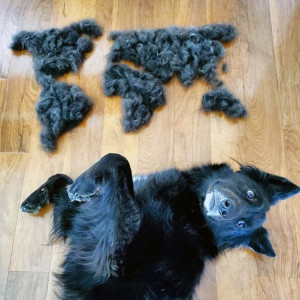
[123,169,219,297]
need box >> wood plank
[10,150,63,272]
[104,0,162,173]
[0,0,24,79]
[207,0,260,297]
[193,260,217,300]
[0,0,300,299]
[1,0,53,152]
[217,249,259,300]
[136,0,175,174]
[45,2,104,298]
[172,76,211,165]
[258,277,300,300]
[207,0,295,297]
[269,0,300,277]
[46,241,66,300]
[0,153,27,298]
[173,0,211,166]
[173,3,214,298]
[0,71,39,152]
[5,272,49,300]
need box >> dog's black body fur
[21,154,300,299]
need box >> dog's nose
[221,199,231,208]
[220,199,232,217]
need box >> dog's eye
[41,188,45,193]
[246,190,255,200]
[238,220,246,228]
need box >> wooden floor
[1,0,300,299]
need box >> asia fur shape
[10,19,102,151]
[109,24,236,86]
[106,23,247,123]
[103,64,165,132]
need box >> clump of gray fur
[105,23,247,128]
[10,19,101,151]
[36,74,93,151]
[103,64,165,132]
[109,24,236,86]
[202,87,247,118]
[11,19,102,77]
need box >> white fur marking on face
[204,188,228,217]
[204,191,214,211]
[206,209,220,217]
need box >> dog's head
[202,164,300,257]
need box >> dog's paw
[21,200,42,214]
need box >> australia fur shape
[10,19,102,151]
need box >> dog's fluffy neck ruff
[132,170,228,254]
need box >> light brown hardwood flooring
[1,0,300,299]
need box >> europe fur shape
[102,64,165,131]
[109,24,236,86]
[21,154,300,299]
[36,74,93,151]
[10,19,102,77]
[202,87,247,118]
[10,19,101,151]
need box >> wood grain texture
[269,0,300,279]
[259,277,300,300]
[0,153,27,298]
[208,0,299,297]
[0,0,53,152]
[5,272,49,300]
[137,0,175,174]
[0,0,299,299]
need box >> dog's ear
[239,164,300,205]
[247,227,276,257]
[264,173,300,205]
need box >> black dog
[21,153,300,299]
